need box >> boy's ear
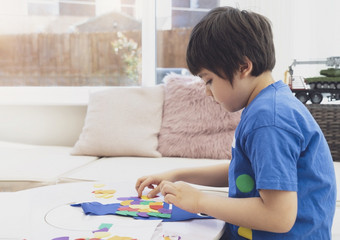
[239,57,253,77]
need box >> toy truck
[284,56,340,104]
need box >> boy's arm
[174,162,229,187]
[161,182,297,233]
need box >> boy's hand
[160,181,202,214]
[135,171,177,198]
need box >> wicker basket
[306,104,340,162]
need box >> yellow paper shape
[238,227,252,239]
[137,208,158,213]
[103,193,114,199]
[149,202,163,205]
[94,190,116,194]
[120,200,133,206]
[94,184,106,188]
[95,194,104,198]
[94,231,111,238]
[129,205,149,210]
[107,236,134,240]
[138,208,152,212]
[141,195,151,200]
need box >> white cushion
[0,141,97,191]
[72,86,164,158]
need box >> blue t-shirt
[226,81,336,239]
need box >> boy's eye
[206,79,212,85]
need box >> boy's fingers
[147,185,161,198]
[136,178,150,197]
[135,177,146,192]
[136,177,158,197]
[164,193,176,205]
[160,181,176,197]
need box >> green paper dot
[236,174,255,193]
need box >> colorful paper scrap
[114,196,172,219]
[98,223,113,230]
[163,235,181,240]
[91,184,116,199]
[51,222,136,240]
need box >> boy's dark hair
[186,6,275,84]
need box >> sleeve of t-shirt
[244,126,301,192]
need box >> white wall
[220,0,340,80]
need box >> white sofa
[0,75,339,238]
[0,75,238,192]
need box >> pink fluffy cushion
[157,74,242,159]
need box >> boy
[136,6,336,239]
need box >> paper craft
[163,236,181,240]
[108,237,137,240]
[98,223,113,230]
[52,222,137,240]
[72,195,213,222]
[91,183,116,199]
[93,189,116,199]
[94,231,111,238]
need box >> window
[0,0,339,88]
[156,0,213,84]
[0,0,142,86]
[156,0,340,83]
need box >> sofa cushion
[157,74,241,159]
[72,85,164,158]
[0,141,97,191]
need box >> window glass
[0,0,142,86]
[156,0,340,84]
[156,0,212,84]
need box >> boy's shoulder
[241,81,313,134]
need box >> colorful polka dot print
[236,174,255,193]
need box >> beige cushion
[72,86,164,157]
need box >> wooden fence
[0,28,191,86]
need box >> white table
[0,181,225,240]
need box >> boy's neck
[246,71,275,107]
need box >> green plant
[112,32,141,85]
